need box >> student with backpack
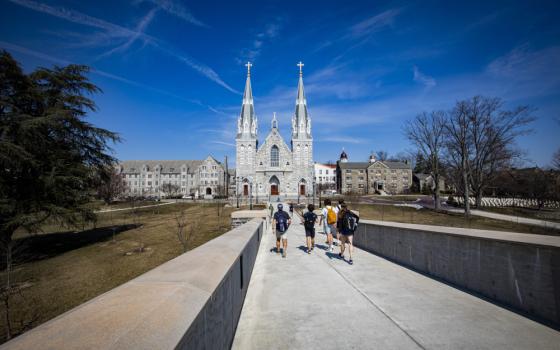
[335,199,345,246]
[272,203,291,258]
[303,204,318,254]
[337,203,359,265]
[320,199,339,252]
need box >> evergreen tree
[0,49,120,268]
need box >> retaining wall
[354,220,560,328]
[2,219,265,350]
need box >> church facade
[235,63,314,198]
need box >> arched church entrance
[269,176,280,195]
[206,187,212,195]
[243,182,249,196]
[299,179,307,196]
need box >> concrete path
[232,205,560,349]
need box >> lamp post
[256,182,259,204]
[236,176,239,208]
[249,181,253,210]
[313,180,316,207]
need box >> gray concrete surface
[355,220,560,328]
[233,205,560,349]
[2,219,264,350]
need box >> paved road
[232,204,560,349]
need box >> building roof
[292,68,311,138]
[119,160,204,173]
[237,67,257,138]
[338,162,369,169]
[338,160,411,170]
[383,161,411,169]
[315,163,337,169]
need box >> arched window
[270,145,279,167]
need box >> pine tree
[0,51,120,338]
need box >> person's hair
[341,203,348,209]
[338,199,345,205]
[277,203,283,210]
[324,198,331,206]
[308,204,315,212]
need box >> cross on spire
[297,61,304,76]
[245,61,252,76]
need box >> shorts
[305,227,315,238]
[324,223,337,235]
[276,231,287,240]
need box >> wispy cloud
[136,0,206,27]
[8,0,238,94]
[97,7,158,59]
[156,44,241,94]
[412,65,436,88]
[238,18,283,62]
[7,0,141,37]
[349,8,401,39]
[0,41,199,104]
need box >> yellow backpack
[327,207,337,225]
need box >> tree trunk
[462,158,470,217]
[475,192,483,208]
[433,174,441,211]
[3,240,13,340]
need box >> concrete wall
[354,220,560,328]
[2,219,264,350]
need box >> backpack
[276,212,288,232]
[304,213,316,229]
[326,207,337,225]
[343,211,358,233]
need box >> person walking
[320,199,339,252]
[303,204,318,254]
[337,203,359,265]
[272,203,291,258]
[289,203,294,215]
[334,199,345,246]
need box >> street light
[313,180,316,206]
[236,176,239,208]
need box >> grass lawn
[349,203,560,236]
[481,207,560,223]
[0,202,244,342]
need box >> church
[235,62,314,198]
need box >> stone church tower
[235,63,258,195]
[235,62,314,198]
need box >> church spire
[292,61,311,139]
[237,62,257,138]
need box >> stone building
[336,151,412,194]
[117,156,230,198]
[235,62,314,198]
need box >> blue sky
[1,0,559,167]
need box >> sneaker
[282,252,287,258]
[349,259,354,265]
[307,249,311,254]
[330,246,334,252]
[338,253,344,259]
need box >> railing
[1,219,264,350]
[354,220,560,329]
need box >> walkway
[232,204,560,349]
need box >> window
[346,176,352,181]
[270,145,279,167]
[358,176,364,181]
[326,170,329,174]
[319,170,322,174]
[346,169,351,173]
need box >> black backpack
[276,212,288,232]
[304,213,316,229]
[343,211,358,233]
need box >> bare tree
[173,208,195,253]
[446,100,472,216]
[553,149,560,171]
[466,97,534,208]
[97,169,128,205]
[160,183,180,199]
[404,111,446,210]
[375,150,389,161]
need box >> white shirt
[322,205,339,223]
